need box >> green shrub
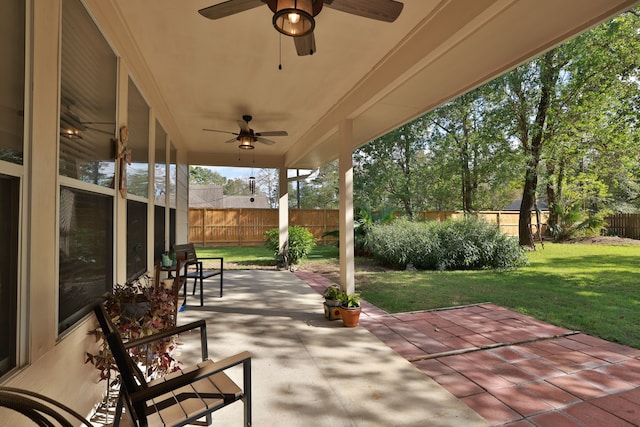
[264,225,316,265]
[367,216,528,271]
[548,204,610,241]
[365,218,419,269]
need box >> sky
[208,166,250,179]
[206,166,316,180]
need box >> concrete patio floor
[96,268,640,426]
[172,269,488,427]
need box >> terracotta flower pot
[338,306,361,327]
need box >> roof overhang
[85,0,640,169]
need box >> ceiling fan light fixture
[273,0,314,37]
[60,127,82,139]
[238,135,255,150]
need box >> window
[0,175,19,376]
[154,122,167,261]
[58,0,116,333]
[59,187,113,333]
[169,142,176,208]
[126,200,148,281]
[154,205,166,263]
[0,0,24,165]
[0,0,24,377]
[154,121,167,205]
[59,0,116,186]
[169,144,177,249]
[126,79,149,198]
[170,208,176,250]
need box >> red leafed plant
[85,275,182,383]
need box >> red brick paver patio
[296,270,640,426]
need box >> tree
[293,162,339,209]
[256,168,279,208]
[354,119,429,217]
[541,10,640,226]
[352,9,640,234]
[223,177,251,195]
[498,48,565,247]
[425,83,521,212]
[189,166,226,186]
[496,9,640,245]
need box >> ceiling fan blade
[237,120,251,133]
[198,0,265,20]
[224,137,238,144]
[324,0,403,23]
[203,128,238,136]
[255,131,288,137]
[294,32,317,56]
[256,137,276,145]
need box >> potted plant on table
[338,293,361,327]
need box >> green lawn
[196,245,275,267]
[359,243,640,349]
[196,243,640,349]
[195,245,338,267]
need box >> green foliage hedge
[366,217,528,270]
[265,225,316,265]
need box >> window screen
[0,0,24,164]
[126,200,148,281]
[126,79,149,198]
[59,187,113,333]
[0,174,19,376]
[59,0,117,186]
[154,121,166,205]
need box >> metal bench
[173,243,223,305]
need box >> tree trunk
[519,162,537,247]
[545,162,558,232]
[461,144,472,212]
[517,50,559,247]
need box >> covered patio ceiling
[87,0,639,170]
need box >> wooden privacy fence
[189,208,548,247]
[188,208,340,247]
[605,213,640,239]
[417,210,548,238]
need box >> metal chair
[0,386,93,427]
[93,303,251,427]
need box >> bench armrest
[185,258,223,272]
[130,351,251,403]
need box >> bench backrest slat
[173,243,198,264]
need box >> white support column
[278,164,289,266]
[115,61,128,285]
[339,120,355,294]
[147,111,156,272]
[28,0,61,360]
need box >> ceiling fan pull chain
[278,33,283,70]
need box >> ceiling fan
[198,0,404,56]
[203,115,288,150]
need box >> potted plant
[322,284,344,321]
[85,275,182,384]
[338,293,362,327]
[323,284,343,307]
